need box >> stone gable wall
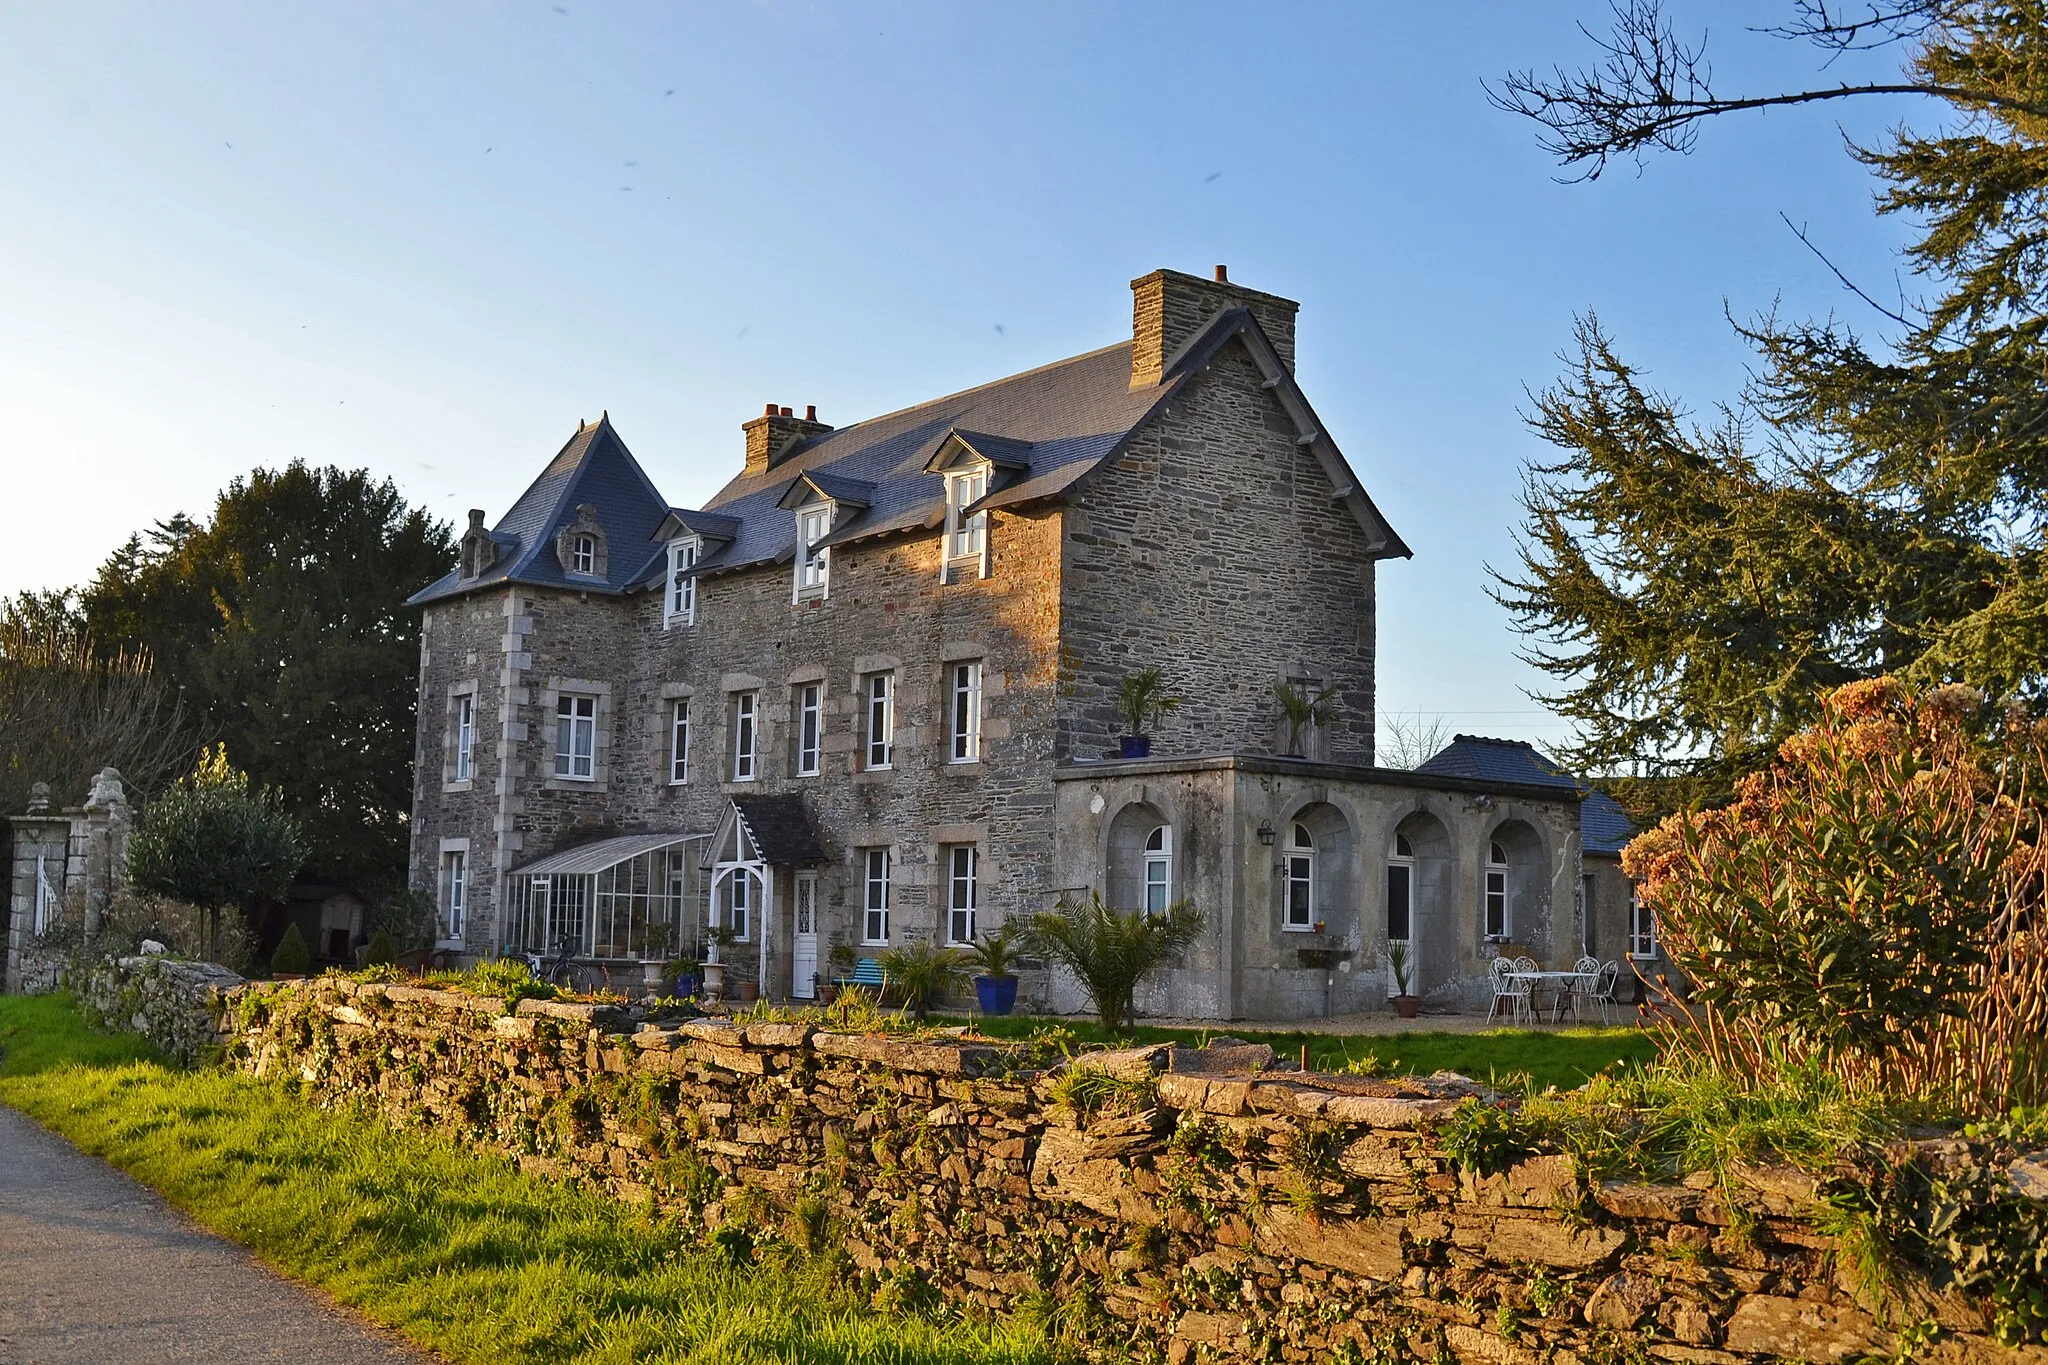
[169,972,2032,1365]
[1061,340,1380,766]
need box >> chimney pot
[1215,264,1228,282]
[764,402,778,417]
[780,406,793,417]
[805,404,817,422]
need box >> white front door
[791,872,819,999]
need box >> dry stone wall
[158,972,2034,1365]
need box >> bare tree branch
[1777,211,1918,325]
[1488,0,2043,179]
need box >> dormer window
[665,538,700,627]
[943,466,990,581]
[554,504,607,579]
[795,503,833,601]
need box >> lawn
[949,1015,1657,1092]
[0,993,1056,1365]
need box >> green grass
[948,1014,1656,1091]
[0,993,1057,1365]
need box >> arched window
[1142,826,1173,915]
[1386,831,1415,943]
[1284,823,1315,931]
[1484,840,1510,940]
[572,534,597,574]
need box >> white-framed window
[1484,840,1510,940]
[796,504,832,598]
[949,661,981,763]
[727,872,751,942]
[865,672,894,769]
[440,848,467,939]
[943,466,989,577]
[452,693,475,783]
[946,845,978,945]
[554,693,597,779]
[571,534,597,574]
[1386,831,1414,943]
[666,538,699,626]
[1629,891,1657,959]
[1284,823,1316,931]
[1143,825,1172,916]
[669,698,690,785]
[732,691,757,782]
[863,849,890,944]
[796,683,822,777]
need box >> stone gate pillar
[6,783,74,994]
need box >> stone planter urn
[700,960,726,1003]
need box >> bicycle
[524,933,578,988]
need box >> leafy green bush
[126,746,307,916]
[1024,891,1203,1031]
[269,923,311,977]
[1627,679,2048,1113]
[363,930,396,967]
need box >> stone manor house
[406,266,1653,1019]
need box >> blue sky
[0,2,1923,756]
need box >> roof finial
[578,417,586,432]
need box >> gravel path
[0,1105,432,1364]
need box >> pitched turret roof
[408,414,671,606]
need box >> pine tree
[1493,3,2048,784]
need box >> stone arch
[1278,800,1355,938]
[1484,817,1549,950]
[1391,807,1456,998]
[1105,800,1171,914]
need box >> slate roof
[1416,734,1636,857]
[651,308,1410,587]
[659,342,1166,585]
[409,415,672,606]
[409,300,1411,609]
[1580,791,1635,857]
[732,795,828,866]
[1416,735,1582,789]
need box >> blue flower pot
[673,972,700,1001]
[975,974,1019,1016]
[1119,736,1151,759]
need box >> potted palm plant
[962,922,1022,1016]
[1116,668,1182,759]
[878,940,966,1023]
[1274,681,1337,757]
[1387,940,1419,1019]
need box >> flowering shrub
[1624,678,2048,1113]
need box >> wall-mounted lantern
[1256,819,1276,846]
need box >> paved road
[0,1105,432,1364]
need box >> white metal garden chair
[1489,956,1532,1026]
[1555,956,1601,1023]
[1583,960,1621,1025]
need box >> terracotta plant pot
[1393,995,1420,1019]
[736,978,760,1004]
[818,982,839,1006]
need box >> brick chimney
[742,402,833,475]
[1129,265,1299,389]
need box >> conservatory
[503,831,711,961]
